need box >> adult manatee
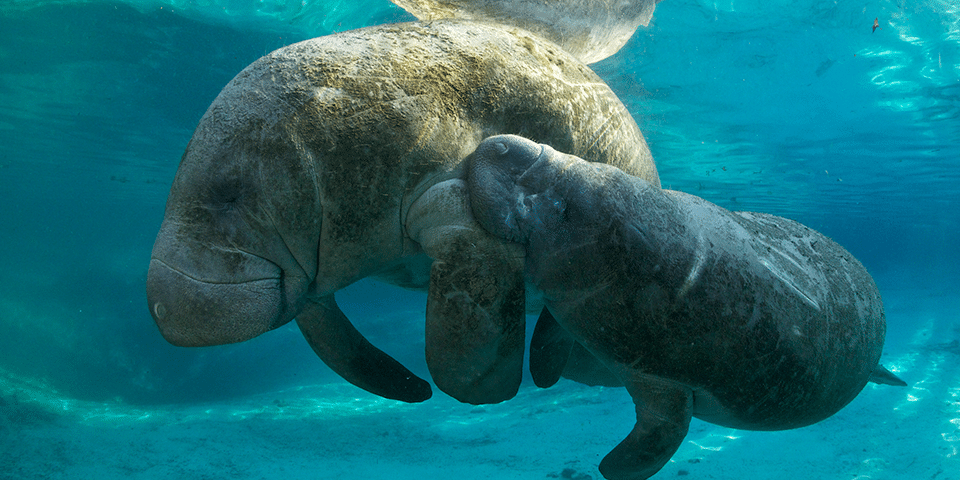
[468,135,905,480]
[146,20,658,405]
[392,0,662,64]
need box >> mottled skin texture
[469,135,893,480]
[146,20,657,405]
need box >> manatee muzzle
[469,134,567,245]
[146,258,286,347]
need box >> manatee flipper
[529,308,626,388]
[407,179,526,404]
[870,364,907,386]
[295,295,432,403]
[425,255,526,404]
[600,377,693,480]
[529,308,573,388]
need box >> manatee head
[468,134,670,297]
[467,135,550,244]
[146,66,322,347]
[468,134,630,246]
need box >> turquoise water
[1,0,958,478]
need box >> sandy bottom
[2,277,958,480]
[2,331,956,480]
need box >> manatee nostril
[153,302,167,320]
[493,141,509,155]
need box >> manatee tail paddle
[869,364,907,386]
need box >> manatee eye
[196,177,253,240]
[217,199,237,212]
[209,193,241,213]
[206,177,247,213]
[216,192,241,211]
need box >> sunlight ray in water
[689,441,724,452]
[890,319,942,415]
[942,384,960,458]
[683,427,742,456]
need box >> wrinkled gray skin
[468,135,905,480]
[146,20,658,405]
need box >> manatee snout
[146,258,287,346]
[145,220,302,347]
[468,135,565,244]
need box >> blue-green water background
[0,0,958,477]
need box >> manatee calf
[468,135,905,480]
[145,19,658,405]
